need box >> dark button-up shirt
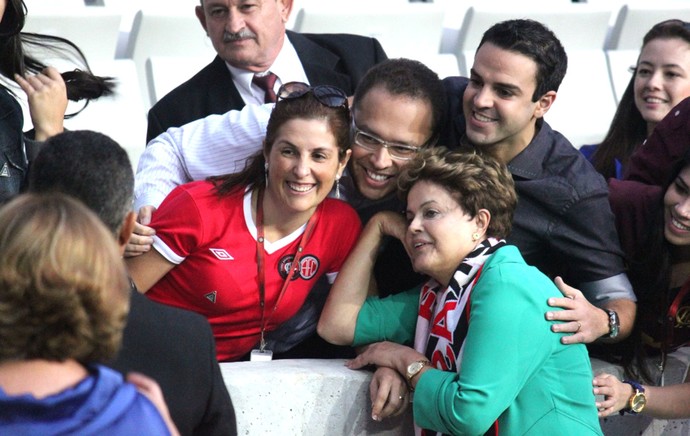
[441,76,634,304]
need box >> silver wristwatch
[604,309,619,339]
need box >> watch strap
[604,309,620,338]
[619,379,646,415]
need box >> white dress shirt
[134,103,273,210]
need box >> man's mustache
[223,29,257,42]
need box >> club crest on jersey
[278,254,320,280]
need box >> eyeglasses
[277,82,349,109]
[351,121,421,160]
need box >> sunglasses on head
[277,82,349,109]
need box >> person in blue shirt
[0,193,178,435]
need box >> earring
[334,175,341,199]
[264,162,269,188]
[472,232,480,241]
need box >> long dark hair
[620,200,670,383]
[592,20,690,179]
[613,153,690,383]
[210,91,351,196]
[0,0,114,109]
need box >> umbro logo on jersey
[205,291,217,304]
[210,248,233,260]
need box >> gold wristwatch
[621,380,647,415]
[405,359,430,391]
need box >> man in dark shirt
[441,19,636,345]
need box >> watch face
[408,361,424,375]
[631,393,647,413]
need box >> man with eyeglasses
[130,59,444,368]
[133,18,637,349]
[131,59,445,284]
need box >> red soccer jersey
[146,181,361,361]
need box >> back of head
[0,193,129,364]
[478,19,567,101]
[353,58,446,145]
[29,130,134,236]
[398,147,517,239]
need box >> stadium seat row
[13,0,690,165]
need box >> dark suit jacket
[0,88,28,203]
[146,31,387,142]
[110,291,237,436]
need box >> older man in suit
[146,0,387,142]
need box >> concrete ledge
[220,359,413,435]
[221,357,690,435]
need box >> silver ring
[576,322,582,332]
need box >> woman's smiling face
[265,117,348,217]
[664,165,690,246]
[634,37,690,133]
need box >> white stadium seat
[606,49,638,104]
[10,58,148,169]
[291,3,445,58]
[124,8,216,109]
[22,7,122,61]
[607,1,690,50]
[545,50,618,148]
[456,4,613,74]
[62,59,147,168]
[413,53,461,79]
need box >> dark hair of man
[28,130,134,236]
[0,0,114,104]
[478,19,568,102]
[352,58,446,147]
[592,20,690,179]
[211,90,351,196]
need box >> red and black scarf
[414,238,505,436]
